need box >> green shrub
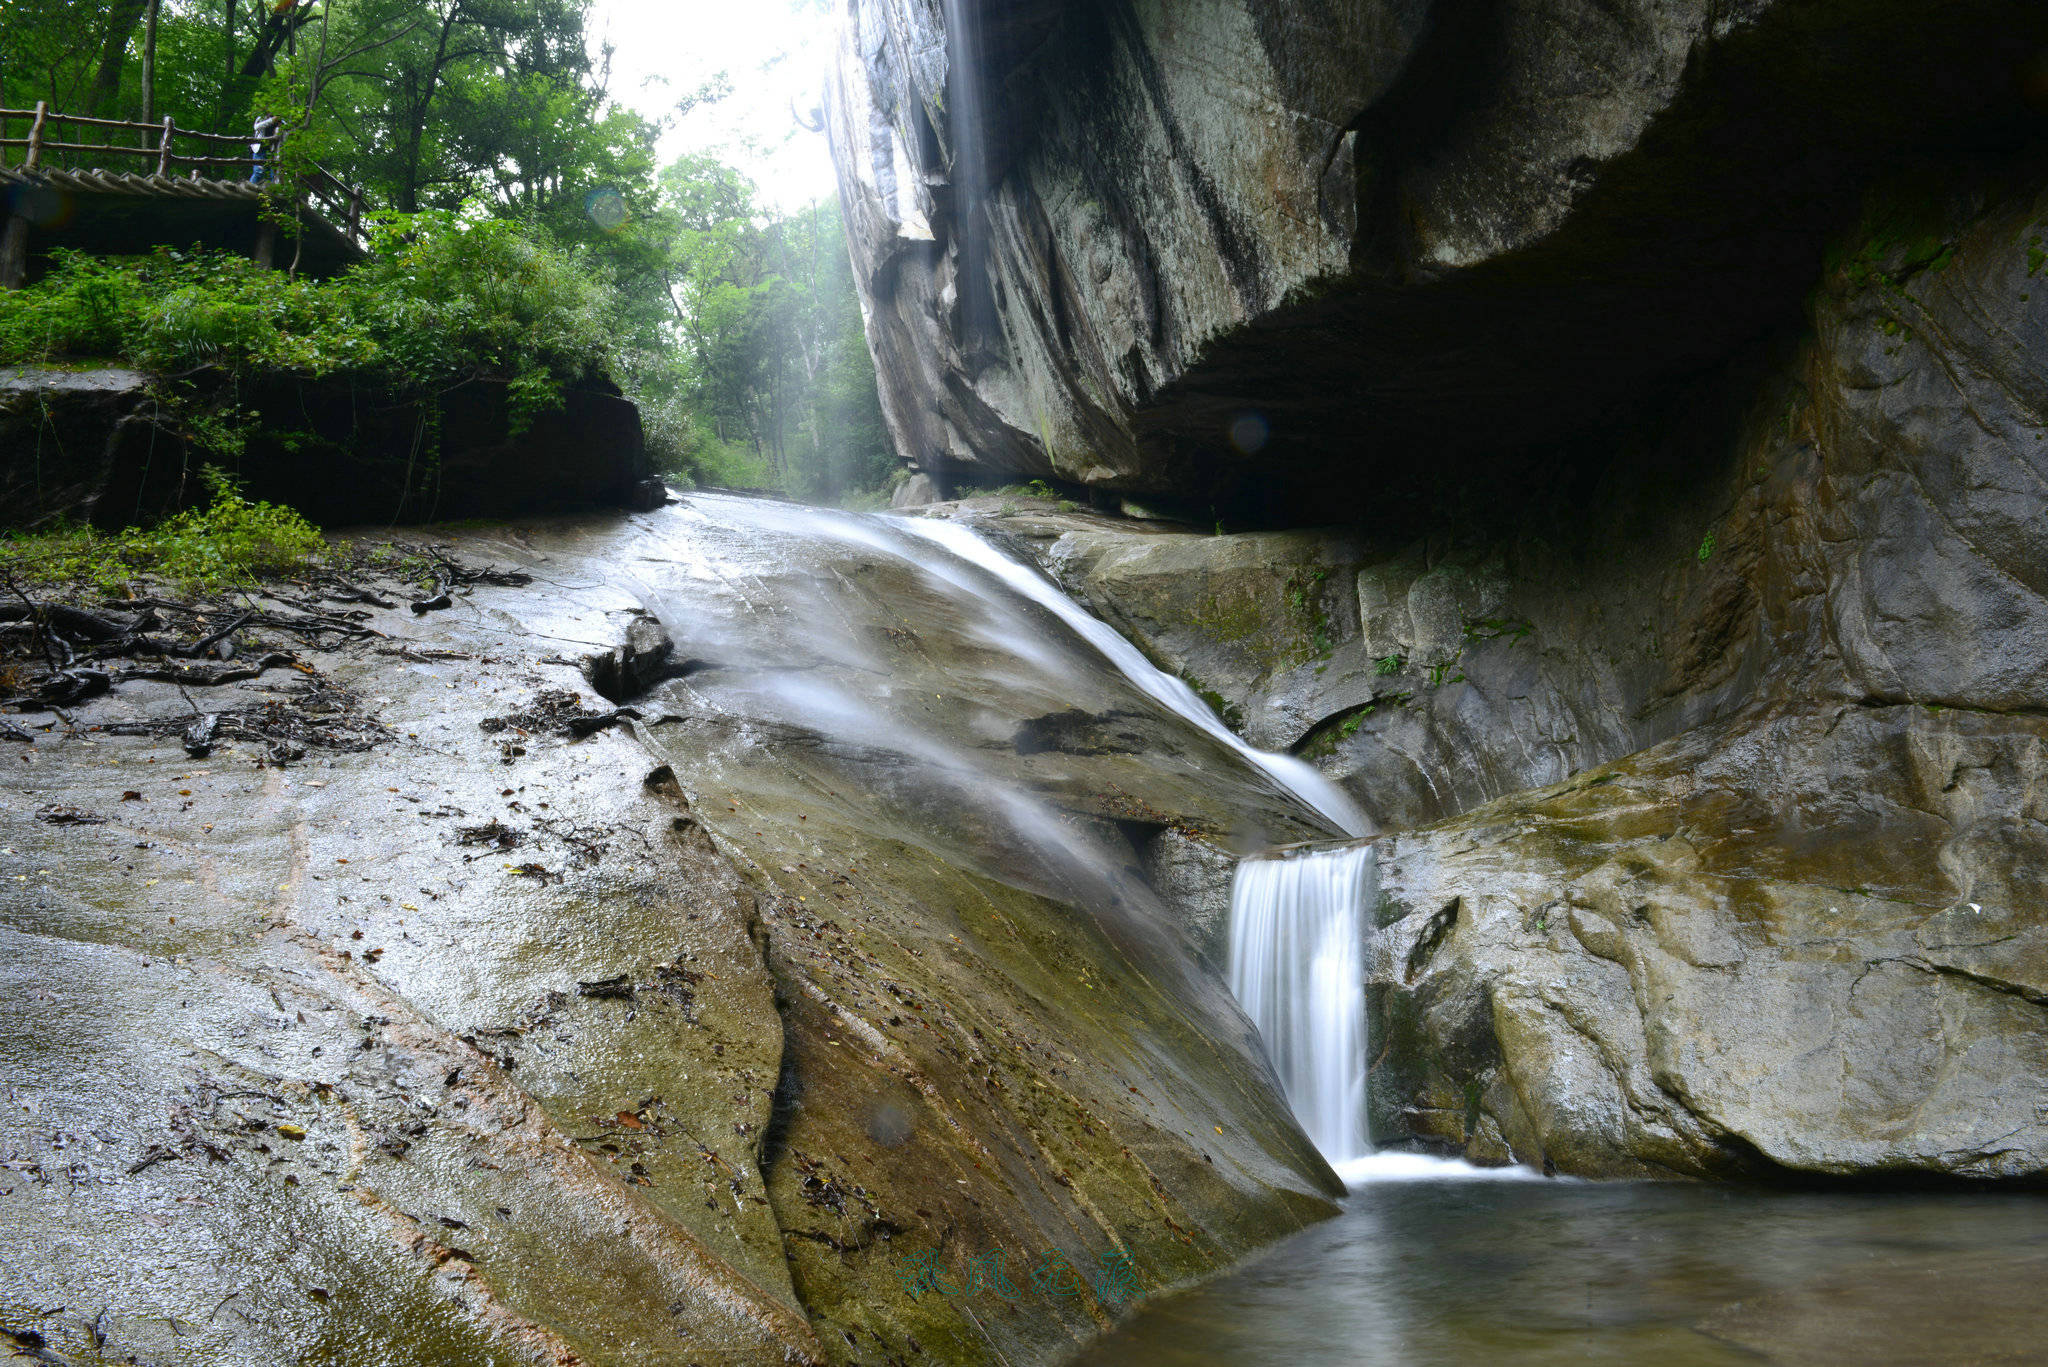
[136,469,326,585]
[0,469,324,592]
[0,215,618,428]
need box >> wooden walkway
[0,103,367,288]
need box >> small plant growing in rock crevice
[1283,566,1336,661]
[1462,616,1534,645]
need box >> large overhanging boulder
[827,0,2048,521]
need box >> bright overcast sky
[587,0,843,213]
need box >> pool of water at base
[1073,1171,2048,1366]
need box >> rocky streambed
[0,495,1346,1365]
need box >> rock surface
[0,369,650,530]
[1370,702,2048,1180]
[0,496,1340,1364]
[0,367,154,529]
[827,0,2048,518]
[931,162,2048,1181]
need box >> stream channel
[720,497,2048,1367]
[667,496,2048,1367]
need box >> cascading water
[1227,845,1376,1166]
[655,496,1385,1178]
[930,8,1381,1170]
[895,516,1384,1173]
[894,517,1371,839]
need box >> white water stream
[1227,845,1376,1166]
[679,497,1498,1182]
[890,516,1504,1181]
[894,516,1394,1176]
[895,518,1371,839]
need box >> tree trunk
[141,0,162,124]
[399,3,464,215]
[1,212,30,291]
[89,0,151,117]
[241,1,315,80]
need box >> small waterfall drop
[1228,844,1376,1165]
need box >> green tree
[625,153,892,502]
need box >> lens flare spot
[1228,412,1270,455]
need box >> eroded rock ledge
[829,0,2048,521]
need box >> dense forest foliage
[0,0,897,504]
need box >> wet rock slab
[0,497,1340,1364]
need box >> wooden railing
[0,102,367,253]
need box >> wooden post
[0,212,28,290]
[253,218,276,269]
[156,117,173,177]
[25,101,46,173]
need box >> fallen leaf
[615,1111,644,1130]
[276,1123,306,1140]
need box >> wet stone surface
[0,496,1341,1365]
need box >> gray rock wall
[828,0,2048,516]
[944,163,2048,1181]
[0,368,649,530]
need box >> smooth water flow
[649,498,1383,1177]
[1227,845,1376,1165]
[895,517,1371,838]
[890,517,1381,1172]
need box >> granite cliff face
[828,0,2048,520]
[900,146,2048,1180]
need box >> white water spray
[1228,844,1376,1165]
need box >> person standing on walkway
[250,114,280,184]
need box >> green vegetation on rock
[3,221,616,432]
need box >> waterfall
[941,0,994,352]
[891,517,1382,1170]
[1228,844,1376,1165]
